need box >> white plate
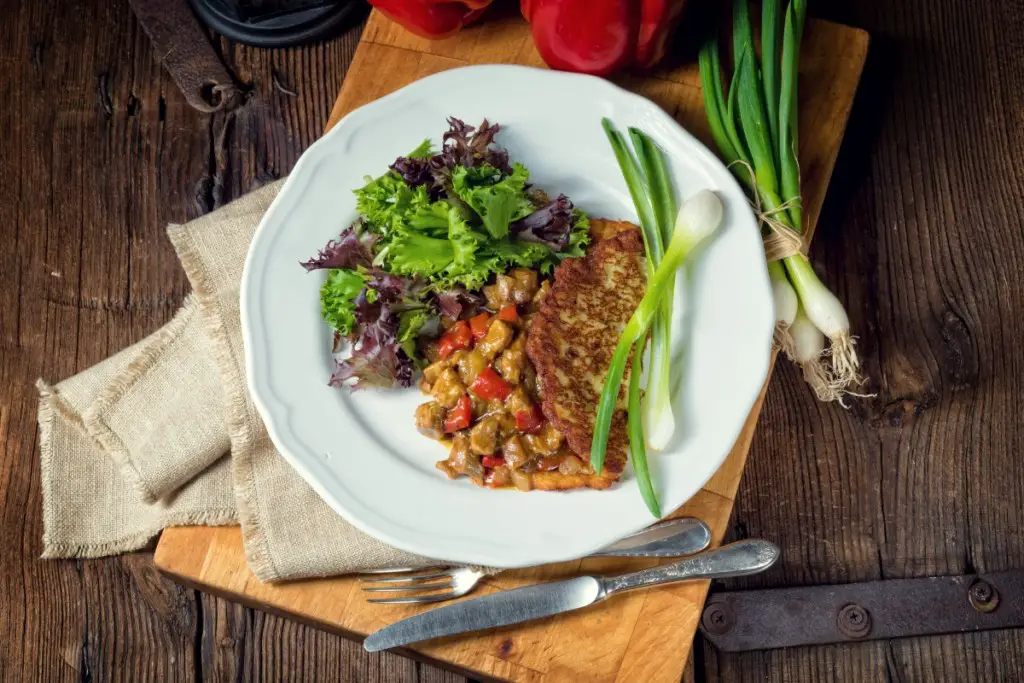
[241,65,773,568]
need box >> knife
[593,517,711,558]
[363,539,779,652]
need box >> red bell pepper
[497,304,518,322]
[468,312,492,341]
[437,320,473,359]
[515,404,545,433]
[370,0,493,40]
[444,394,473,432]
[470,367,513,401]
[481,455,506,468]
[521,0,687,76]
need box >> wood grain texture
[153,9,865,683]
[700,0,1024,680]
[0,3,418,682]
[3,0,1023,682]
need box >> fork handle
[600,540,779,597]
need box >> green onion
[698,42,743,168]
[629,129,676,246]
[627,336,661,517]
[769,259,797,328]
[592,191,724,473]
[761,0,783,154]
[778,0,807,230]
[698,0,866,398]
[602,119,661,261]
[627,129,677,449]
[602,120,676,506]
[788,301,838,402]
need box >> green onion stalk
[601,120,676,516]
[698,0,865,401]
[590,187,724,515]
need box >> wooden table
[2,1,1023,682]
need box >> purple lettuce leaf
[389,156,432,188]
[388,118,513,203]
[300,221,376,271]
[441,117,512,174]
[509,194,574,251]
[327,270,430,391]
[329,347,414,391]
[432,286,485,320]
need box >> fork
[359,517,711,604]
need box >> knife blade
[594,517,711,557]
[364,539,779,652]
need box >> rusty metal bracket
[700,570,1024,651]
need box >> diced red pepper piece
[515,404,545,433]
[443,394,472,433]
[481,455,505,468]
[468,312,492,341]
[470,367,512,401]
[497,304,518,322]
[437,320,472,359]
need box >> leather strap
[700,570,1024,651]
[129,0,240,113]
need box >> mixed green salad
[302,118,590,390]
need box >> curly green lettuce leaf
[355,173,420,229]
[320,268,368,335]
[397,308,436,362]
[406,138,435,160]
[451,163,534,240]
[564,210,591,259]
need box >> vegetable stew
[415,267,598,490]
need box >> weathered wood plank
[3,0,1024,681]
[702,0,1024,679]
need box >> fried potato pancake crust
[525,219,646,479]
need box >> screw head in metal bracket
[968,580,1000,613]
[702,602,736,635]
[837,603,872,639]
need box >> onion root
[827,331,866,393]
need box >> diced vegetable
[468,312,492,340]
[456,349,487,386]
[476,319,514,360]
[481,455,506,468]
[535,456,562,472]
[497,304,518,322]
[470,367,513,401]
[437,320,472,359]
[443,394,472,433]
[469,416,501,455]
[432,368,467,408]
[515,404,545,433]
[415,401,446,439]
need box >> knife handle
[600,539,780,597]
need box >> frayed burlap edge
[36,380,238,559]
[80,296,201,504]
[167,224,279,582]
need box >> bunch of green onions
[594,120,724,517]
[698,0,865,401]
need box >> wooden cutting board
[155,10,868,683]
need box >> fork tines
[359,567,461,604]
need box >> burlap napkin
[37,181,438,581]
